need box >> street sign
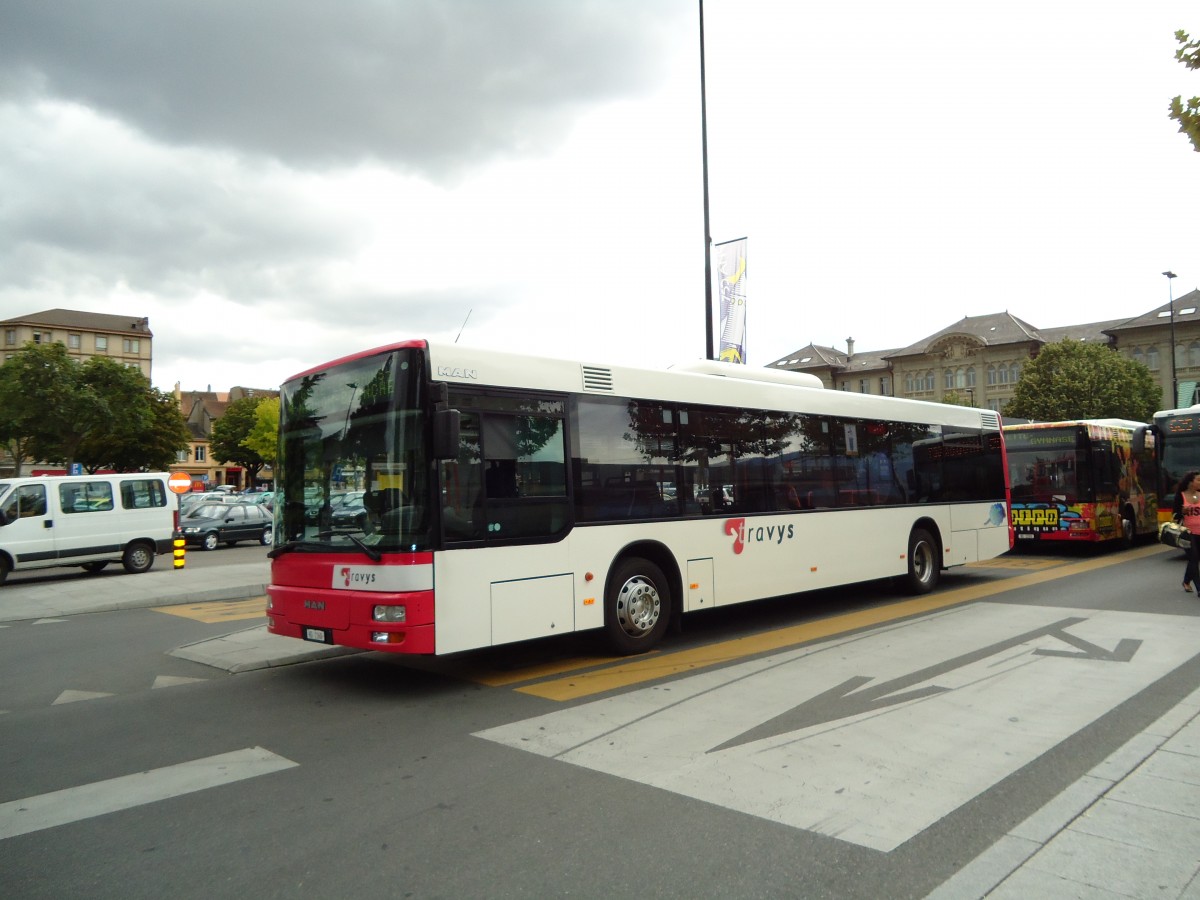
[167,472,193,495]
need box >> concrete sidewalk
[0,559,271,622]
[0,557,354,672]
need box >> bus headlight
[373,605,407,623]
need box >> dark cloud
[0,0,687,179]
[0,103,367,297]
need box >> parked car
[305,491,363,525]
[330,494,369,530]
[179,502,274,550]
[180,492,235,514]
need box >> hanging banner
[714,237,748,364]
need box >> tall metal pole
[699,0,714,360]
[1165,270,1178,406]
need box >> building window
[1132,347,1144,365]
[859,378,869,393]
[4,329,14,346]
[123,338,140,353]
[943,369,955,390]
[1010,362,1021,381]
[1189,343,1200,368]
[987,365,996,386]
[96,335,108,352]
[1146,346,1160,371]
[924,370,935,391]
[880,376,891,395]
[68,333,81,349]
[32,331,43,344]
[997,363,1010,385]
[904,372,915,393]
[966,366,976,387]
[195,446,207,462]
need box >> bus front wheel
[605,557,671,655]
[903,527,940,594]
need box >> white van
[0,473,175,584]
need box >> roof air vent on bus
[582,365,614,393]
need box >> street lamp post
[1165,271,1178,406]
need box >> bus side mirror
[1133,425,1148,456]
[433,408,461,459]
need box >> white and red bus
[266,341,1012,656]
[1004,419,1157,545]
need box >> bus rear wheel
[903,527,940,594]
[605,557,671,655]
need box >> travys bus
[1004,419,1157,544]
[266,341,1012,656]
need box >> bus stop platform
[0,557,357,672]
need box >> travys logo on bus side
[339,566,378,587]
[725,518,796,555]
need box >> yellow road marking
[468,654,648,686]
[965,555,1069,571]
[153,597,267,623]
[516,544,1169,702]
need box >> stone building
[1,308,153,378]
[767,289,1200,413]
[173,385,278,491]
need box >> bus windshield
[1158,414,1200,502]
[1006,427,1084,503]
[274,347,431,554]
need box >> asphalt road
[2,543,1199,898]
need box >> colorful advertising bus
[1153,404,1200,527]
[1004,419,1156,544]
[266,341,1012,656]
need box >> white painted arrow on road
[476,603,1200,852]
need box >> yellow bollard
[173,531,186,569]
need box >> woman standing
[1173,471,1200,592]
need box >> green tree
[210,395,268,486]
[107,387,191,472]
[941,390,976,408]
[245,397,279,468]
[1003,340,1160,422]
[0,342,106,473]
[1170,29,1200,152]
[74,357,153,472]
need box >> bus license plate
[303,626,332,644]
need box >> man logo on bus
[725,518,795,555]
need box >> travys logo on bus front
[725,518,796,555]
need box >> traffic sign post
[167,473,191,570]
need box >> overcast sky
[1,1,1196,392]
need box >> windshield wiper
[316,530,382,562]
[267,540,300,561]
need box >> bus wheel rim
[914,541,933,582]
[615,576,661,637]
